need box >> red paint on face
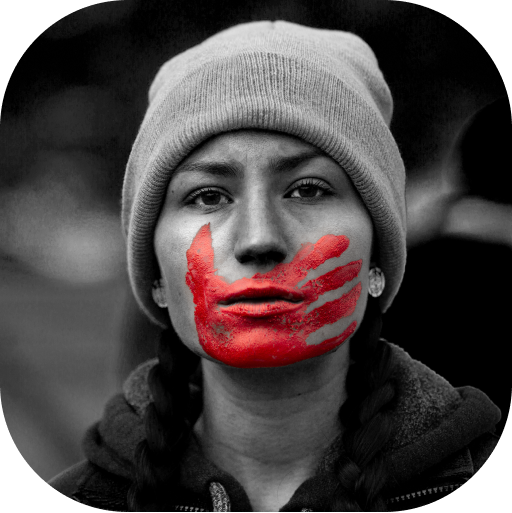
[186,224,362,368]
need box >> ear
[152,278,168,308]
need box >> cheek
[303,279,369,348]
[154,224,205,355]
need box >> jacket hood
[81,342,501,505]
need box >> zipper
[176,481,231,512]
[387,483,463,505]
[176,482,463,511]
[175,507,207,512]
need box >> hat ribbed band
[123,25,406,327]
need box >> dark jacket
[49,342,501,511]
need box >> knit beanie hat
[122,20,407,328]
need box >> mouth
[218,284,304,317]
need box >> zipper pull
[209,482,231,512]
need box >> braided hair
[128,328,200,511]
[128,296,395,511]
[331,296,396,511]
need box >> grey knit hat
[122,21,406,328]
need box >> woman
[49,21,501,511]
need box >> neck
[194,341,351,511]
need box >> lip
[218,283,304,317]
[219,299,303,317]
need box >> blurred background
[0,0,510,482]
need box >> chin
[199,320,357,369]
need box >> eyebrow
[173,161,241,178]
[173,148,327,179]
[267,148,327,174]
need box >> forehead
[180,130,325,164]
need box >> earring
[368,267,385,298]
[152,279,168,308]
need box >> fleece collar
[82,342,500,508]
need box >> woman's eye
[291,185,322,198]
[287,180,333,199]
[198,191,223,205]
[187,188,231,208]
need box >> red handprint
[186,224,362,368]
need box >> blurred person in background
[383,97,511,435]
[47,21,503,512]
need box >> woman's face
[154,131,373,368]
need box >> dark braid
[128,329,199,511]
[331,296,396,511]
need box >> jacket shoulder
[49,461,131,510]
[49,460,92,497]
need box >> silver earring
[152,279,168,308]
[368,267,385,298]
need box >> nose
[234,199,288,266]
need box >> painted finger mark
[300,260,362,301]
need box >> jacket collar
[81,341,500,510]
